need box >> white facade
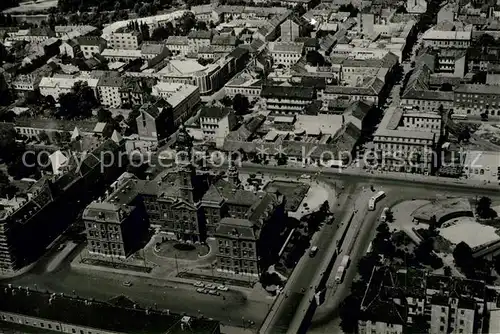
[199,114,236,148]
[39,76,99,100]
[151,82,201,126]
[269,42,304,68]
[401,112,442,134]
[358,320,404,334]
[463,150,500,184]
[98,84,121,108]
[422,30,471,49]
[108,31,142,50]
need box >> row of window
[0,314,97,334]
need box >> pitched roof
[261,85,315,99]
[199,106,231,119]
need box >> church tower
[175,125,195,203]
[228,161,240,187]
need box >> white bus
[335,266,345,283]
[340,255,350,268]
[368,191,386,211]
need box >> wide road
[237,163,500,197]
[307,185,500,333]
[3,257,267,329]
[264,183,359,333]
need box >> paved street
[3,257,268,329]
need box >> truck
[340,255,350,269]
[380,207,390,222]
[309,246,319,257]
[335,266,345,283]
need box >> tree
[306,50,325,66]
[357,253,380,281]
[385,209,394,223]
[339,294,361,333]
[0,108,15,122]
[440,83,453,91]
[58,81,98,119]
[0,128,20,163]
[476,196,497,219]
[443,266,452,276]
[220,96,232,107]
[457,126,471,143]
[275,152,288,166]
[292,3,306,16]
[232,94,250,115]
[195,21,208,31]
[0,170,17,199]
[453,241,473,270]
[97,108,113,122]
[338,3,359,17]
[178,12,196,35]
[38,131,50,144]
[151,25,170,41]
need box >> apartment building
[401,111,442,135]
[108,28,142,50]
[269,41,304,68]
[151,82,201,126]
[165,36,189,55]
[358,267,486,334]
[39,76,99,101]
[373,107,436,174]
[83,178,146,260]
[187,30,212,53]
[340,52,399,85]
[100,49,142,62]
[261,85,315,113]
[436,49,466,77]
[77,36,107,59]
[97,75,124,108]
[454,84,500,116]
[11,74,41,97]
[0,138,125,271]
[59,39,80,58]
[120,76,156,108]
[422,30,471,49]
[140,42,168,60]
[198,106,237,147]
[136,99,174,142]
[401,90,454,112]
[319,77,385,106]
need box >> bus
[340,255,350,269]
[368,191,386,211]
[335,266,345,283]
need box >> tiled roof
[199,106,230,119]
[261,85,315,99]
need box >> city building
[140,42,169,60]
[0,137,125,271]
[261,84,315,113]
[373,107,437,173]
[76,36,107,59]
[198,106,238,147]
[97,74,124,108]
[406,0,427,13]
[436,49,466,77]
[59,39,80,58]
[0,286,221,334]
[188,30,213,53]
[215,190,286,277]
[422,30,471,49]
[136,99,174,143]
[39,76,99,101]
[280,16,307,42]
[358,267,487,334]
[224,73,262,99]
[119,76,156,108]
[150,82,201,126]
[210,35,238,53]
[454,84,500,116]
[100,49,142,62]
[108,28,142,50]
[463,150,500,184]
[165,36,189,56]
[268,41,304,68]
[401,90,454,112]
[319,77,386,107]
[83,178,147,259]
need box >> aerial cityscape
[0,0,500,333]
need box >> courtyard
[155,240,211,261]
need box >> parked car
[196,288,208,294]
[193,281,204,288]
[217,285,228,291]
[299,174,311,179]
[122,281,132,287]
[205,284,216,289]
[208,290,220,296]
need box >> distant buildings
[422,30,471,49]
[261,85,315,113]
[77,36,107,59]
[39,75,99,101]
[454,84,500,116]
[0,136,125,271]
[198,106,237,147]
[358,267,487,334]
[269,41,304,68]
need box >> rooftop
[455,84,500,95]
[0,286,219,334]
[269,41,304,53]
